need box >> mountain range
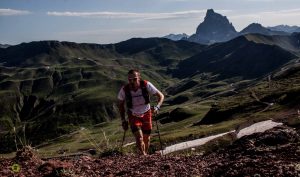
[0,9,300,156]
[1,32,300,153]
[166,9,299,45]
[174,34,299,79]
[163,33,189,41]
[268,25,300,33]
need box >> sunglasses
[128,77,138,81]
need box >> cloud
[47,10,205,20]
[262,8,300,16]
[55,28,166,44]
[246,0,273,1]
[162,0,198,1]
[227,8,300,30]
[0,8,31,16]
[245,0,284,1]
[47,10,226,20]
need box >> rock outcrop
[188,9,238,44]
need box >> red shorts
[128,109,152,134]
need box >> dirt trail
[1,125,299,176]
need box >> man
[118,69,164,155]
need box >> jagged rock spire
[189,9,238,44]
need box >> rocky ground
[1,125,300,177]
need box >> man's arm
[154,90,164,110]
[118,99,128,131]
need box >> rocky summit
[188,9,238,44]
[186,9,292,45]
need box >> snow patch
[161,131,235,155]
[161,120,282,155]
[236,120,282,138]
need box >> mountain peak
[203,9,228,23]
[188,9,237,44]
[206,9,215,16]
[245,23,265,30]
[240,23,268,34]
[248,23,263,27]
[239,23,288,36]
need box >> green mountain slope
[0,34,299,154]
[244,33,300,53]
[0,38,205,152]
[174,35,299,79]
[195,61,300,125]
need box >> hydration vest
[123,80,150,109]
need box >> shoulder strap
[123,84,132,109]
[140,80,150,104]
[123,80,150,109]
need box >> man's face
[128,72,140,88]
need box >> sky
[1,0,300,45]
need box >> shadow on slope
[173,35,298,80]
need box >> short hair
[128,69,140,75]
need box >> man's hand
[153,90,164,117]
[122,120,128,131]
[152,105,160,116]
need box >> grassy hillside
[174,35,299,79]
[244,32,300,52]
[1,34,299,156]
[0,38,204,153]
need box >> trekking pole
[155,115,164,155]
[121,130,127,152]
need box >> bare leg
[143,134,150,154]
[134,130,146,155]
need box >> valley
[0,32,299,157]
